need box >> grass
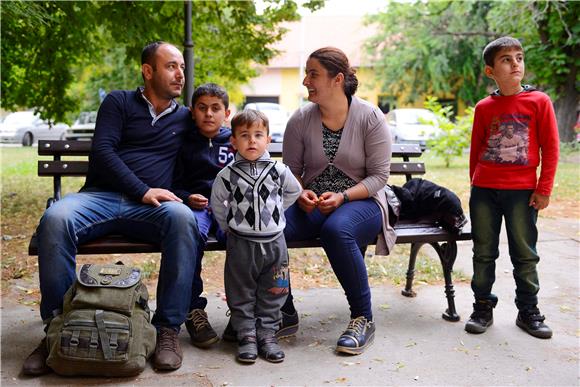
[1,145,578,300]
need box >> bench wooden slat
[390,162,425,175]
[38,140,92,155]
[38,161,89,176]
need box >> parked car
[0,111,69,146]
[65,111,97,140]
[243,102,289,143]
[385,108,440,149]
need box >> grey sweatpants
[224,232,290,334]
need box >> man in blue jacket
[23,41,199,375]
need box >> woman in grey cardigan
[282,47,395,355]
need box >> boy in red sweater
[466,36,559,339]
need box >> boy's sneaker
[516,307,553,339]
[222,310,299,342]
[465,300,494,334]
[258,329,285,363]
[237,330,258,364]
[152,327,182,371]
[336,316,375,355]
[185,309,219,348]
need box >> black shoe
[465,300,494,334]
[237,331,258,364]
[258,329,285,363]
[336,316,375,355]
[222,310,299,342]
[516,307,553,339]
[185,309,219,348]
[22,338,52,376]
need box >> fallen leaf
[559,305,572,312]
[379,303,390,311]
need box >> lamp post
[183,0,194,106]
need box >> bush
[425,97,473,167]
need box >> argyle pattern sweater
[211,152,301,241]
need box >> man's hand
[142,188,183,207]
[298,189,319,213]
[317,192,343,215]
[529,192,550,210]
[188,194,209,209]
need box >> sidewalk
[2,217,578,386]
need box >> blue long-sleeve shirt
[83,88,191,201]
[173,126,235,202]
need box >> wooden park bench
[28,140,471,321]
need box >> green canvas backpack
[46,263,156,376]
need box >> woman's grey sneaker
[185,309,219,348]
[336,316,375,355]
[222,310,299,342]
[465,300,494,334]
[516,307,553,339]
[237,331,258,364]
[258,329,285,363]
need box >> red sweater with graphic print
[469,89,559,196]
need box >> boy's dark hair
[192,83,230,109]
[309,46,358,96]
[141,41,168,68]
[231,109,269,136]
[482,36,523,67]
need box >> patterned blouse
[307,125,357,196]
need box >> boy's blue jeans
[189,208,226,311]
[284,199,382,321]
[36,189,201,329]
[469,186,540,310]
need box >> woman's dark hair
[309,47,358,96]
[192,83,229,109]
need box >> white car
[0,111,69,146]
[243,102,289,143]
[65,111,97,140]
[385,108,440,149]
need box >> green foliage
[425,97,473,168]
[366,0,579,141]
[1,0,324,123]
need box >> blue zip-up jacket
[83,88,190,201]
[173,125,235,202]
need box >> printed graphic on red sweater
[482,114,530,165]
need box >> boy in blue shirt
[173,83,234,348]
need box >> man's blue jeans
[469,186,540,309]
[36,189,201,329]
[284,199,382,320]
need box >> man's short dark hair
[482,36,523,67]
[192,83,230,109]
[231,109,269,136]
[141,41,168,69]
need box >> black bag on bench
[46,263,156,377]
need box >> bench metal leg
[401,241,461,322]
[432,241,460,322]
[401,242,423,297]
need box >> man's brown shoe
[152,327,183,371]
[22,338,52,376]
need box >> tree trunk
[553,67,579,143]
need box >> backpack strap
[95,309,112,360]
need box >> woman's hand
[298,189,319,213]
[317,192,344,215]
[188,193,209,209]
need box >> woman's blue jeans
[36,190,201,329]
[284,199,382,320]
[469,186,540,309]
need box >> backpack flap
[71,264,142,315]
